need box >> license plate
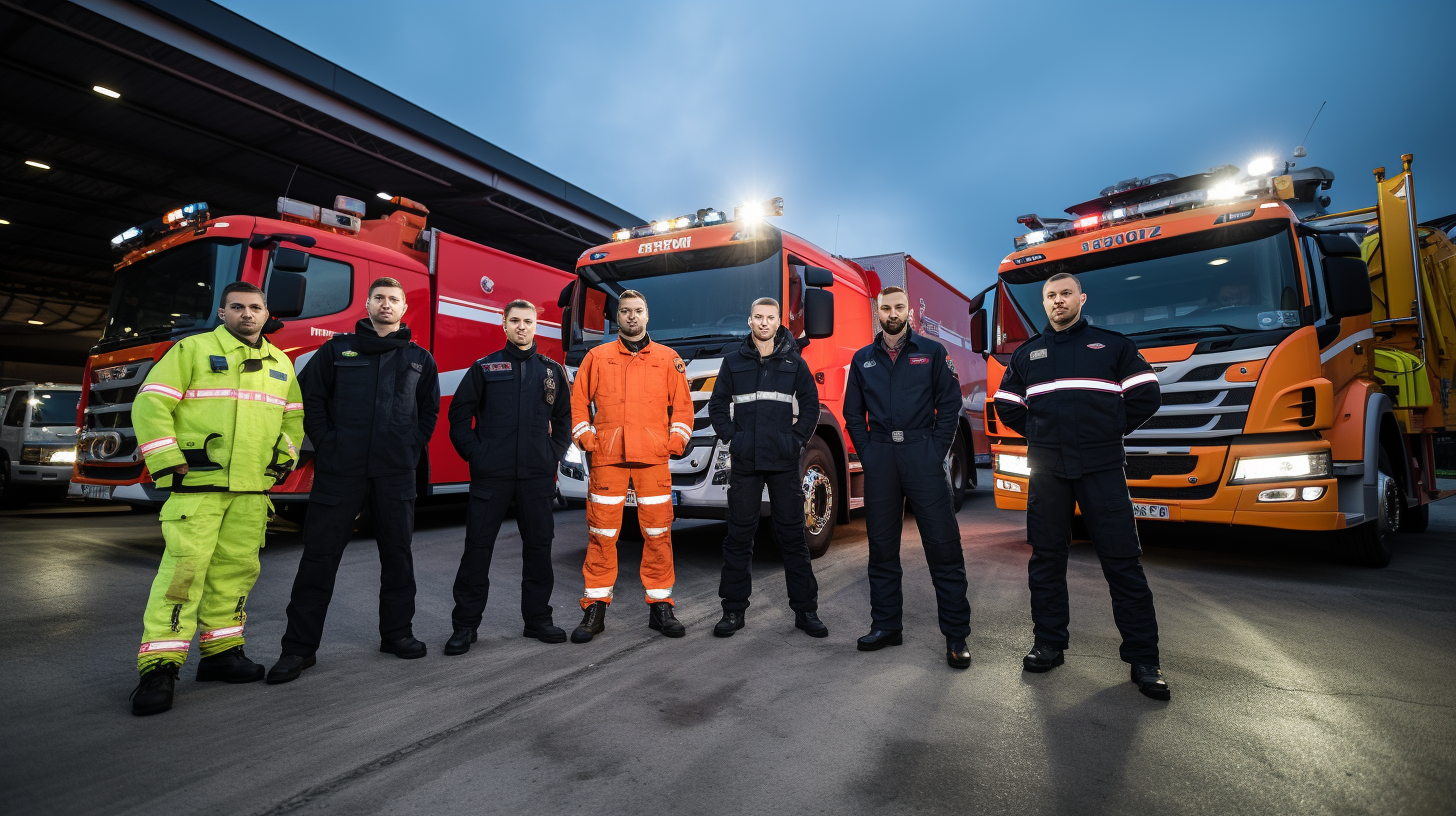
[81,484,113,501]
[1132,502,1170,520]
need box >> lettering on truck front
[638,237,692,254]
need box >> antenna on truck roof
[1294,101,1326,159]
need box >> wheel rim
[1377,472,1400,536]
[802,464,833,536]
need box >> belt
[869,428,931,443]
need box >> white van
[0,383,82,503]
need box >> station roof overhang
[0,0,642,363]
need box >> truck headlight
[49,448,77,464]
[1229,451,1330,484]
[995,452,1030,477]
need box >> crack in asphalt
[1260,684,1453,709]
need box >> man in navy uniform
[444,300,572,654]
[707,297,826,639]
[992,272,1169,701]
[843,286,972,669]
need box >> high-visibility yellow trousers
[136,492,270,671]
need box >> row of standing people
[128,274,1170,715]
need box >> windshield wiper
[1122,324,1244,338]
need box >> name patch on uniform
[411,362,423,372]
[909,356,930,365]
[484,362,512,372]
[1086,343,1106,349]
[862,360,876,368]
[1030,349,1048,360]
[269,369,287,381]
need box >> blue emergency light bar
[111,202,210,251]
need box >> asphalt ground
[2,470,1453,815]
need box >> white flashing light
[651,220,671,234]
[1247,156,1276,177]
[612,229,632,241]
[1207,181,1244,201]
[24,160,50,170]
[1022,230,1048,245]
[672,216,691,229]
[92,85,121,99]
[110,226,141,246]
[704,211,724,223]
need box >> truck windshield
[29,390,81,427]
[1002,219,1301,340]
[102,239,246,344]
[571,232,782,350]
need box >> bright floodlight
[1207,182,1243,201]
[1247,156,1275,176]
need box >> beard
[879,316,906,336]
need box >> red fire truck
[556,199,988,556]
[71,194,575,507]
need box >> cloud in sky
[221,0,1453,295]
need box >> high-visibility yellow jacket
[132,325,303,493]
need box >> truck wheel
[1340,453,1399,567]
[948,437,969,512]
[801,437,838,559]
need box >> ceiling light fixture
[25,160,51,170]
[92,85,121,99]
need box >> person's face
[217,292,269,340]
[878,292,910,335]
[1042,278,1086,329]
[368,286,407,326]
[617,297,648,338]
[749,303,781,341]
[504,307,537,348]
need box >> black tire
[1399,501,1429,533]
[800,437,838,559]
[948,436,969,512]
[1338,451,1399,567]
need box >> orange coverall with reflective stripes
[571,336,694,607]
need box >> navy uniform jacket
[992,318,1161,478]
[448,343,571,481]
[302,318,439,477]
[843,328,961,459]
[708,327,820,473]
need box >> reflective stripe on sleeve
[139,383,183,400]
[199,625,245,642]
[993,390,1025,406]
[634,494,672,505]
[285,402,304,412]
[1121,372,1160,390]
[139,437,178,455]
[573,423,596,440]
[138,640,190,655]
[731,391,794,404]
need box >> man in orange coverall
[569,289,694,643]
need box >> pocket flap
[158,494,206,521]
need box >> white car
[0,383,81,503]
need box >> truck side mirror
[272,247,311,273]
[804,288,834,338]
[557,281,574,308]
[803,266,834,287]
[266,270,308,319]
[1323,256,1373,318]
[969,309,987,354]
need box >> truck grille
[1124,455,1198,480]
[1129,483,1219,500]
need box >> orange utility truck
[556,200,988,556]
[72,194,575,508]
[980,154,1455,566]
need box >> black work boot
[523,621,568,644]
[379,635,428,659]
[571,601,607,643]
[713,610,745,638]
[1131,664,1171,701]
[856,629,903,651]
[648,602,686,638]
[444,627,477,656]
[946,638,971,670]
[195,646,265,683]
[1023,644,1065,673]
[266,654,316,684]
[795,611,828,638]
[131,661,180,716]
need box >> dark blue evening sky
[220,0,1453,295]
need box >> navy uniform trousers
[863,432,970,638]
[1026,466,1159,664]
[451,475,557,629]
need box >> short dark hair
[503,299,537,319]
[220,281,266,306]
[369,277,405,298]
[750,297,780,314]
[879,286,907,298]
[618,289,646,307]
[1044,272,1082,293]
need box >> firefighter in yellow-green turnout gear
[129,281,303,716]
